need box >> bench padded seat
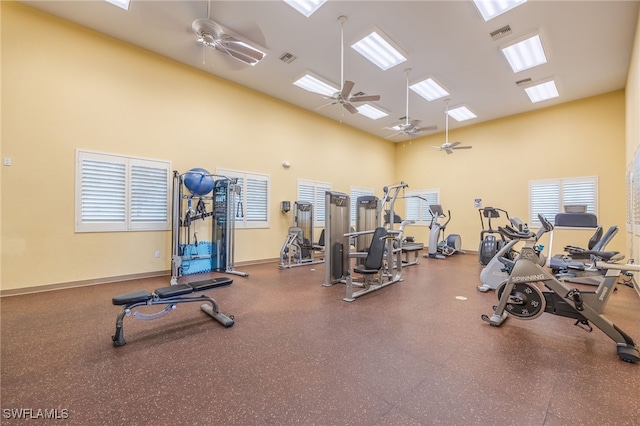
[155,284,193,298]
[112,290,152,306]
[189,277,233,291]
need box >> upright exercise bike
[481,214,639,363]
[424,204,463,259]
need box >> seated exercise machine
[481,214,640,363]
[323,183,407,302]
[344,226,401,302]
[548,212,630,287]
[111,277,234,346]
[476,216,537,293]
[477,207,510,265]
[279,201,324,269]
[424,204,463,259]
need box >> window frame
[350,186,376,225]
[404,189,440,226]
[297,179,332,228]
[217,168,270,229]
[75,150,171,233]
[529,176,598,227]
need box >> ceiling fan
[316,16,381,114]
[385,68,437,140]
[191,1,266,67]
[434,101,473,154]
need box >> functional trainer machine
[170,169,247,284]
[279,201,324,269]
[481,214,640,363]
[424,204,463,259]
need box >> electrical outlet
[3,157,11,166]
[154,251,160,258]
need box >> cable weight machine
[170,169,248,285]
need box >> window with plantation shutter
[405,190,439,226]
[76,150,171,232]
[297,179,332,227]
[350,186,375,225]
[529,176,598,226]
[217,168,270,229]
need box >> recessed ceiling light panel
[447,106,477,122]
[473,0,526,21]
[351,27,407,71]
[293,72,337,97]
[525,80,559,103]
[105,0,130,10]
[283,0,327,17]
[357,104,389,120]
[410,77,450,101]
[502,34,547,73]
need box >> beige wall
[1,2,636,293]
[627,6,640,261]
[395,91,627,256]
[0,2,395,291]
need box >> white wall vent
[279,52,297,64]
[516,77,532,86]
[490,25,512,41]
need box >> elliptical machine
[424,204,463,259]
[476,216,545,293]
[478,207,510,265]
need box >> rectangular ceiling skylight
[356,104,388,120]
[293,73,337,97]
[502,34,547,73]
[351,28,407,71]
[447,106,477,122]
[283,0,326,17]
[105,0,130,10]
[473,0,526,21]
[410,78,450,101]
[525,80,559,103]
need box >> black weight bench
[111,277,234,346]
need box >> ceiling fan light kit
[191,1,267,67]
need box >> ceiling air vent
[516,77,532,86]
[279,52,297,64]
[490,25,512,41]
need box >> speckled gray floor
[1,254,639,425]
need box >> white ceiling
[20,1,640,141]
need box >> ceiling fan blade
[341,80,355,99]
[343,102,359,114]
[315,101,338,111]
[449,141,462,148]
[453,145,473,150]
[419,124,438,131]
[217,37,265,64]
[445,149,454,154]
[349,94,380,103]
